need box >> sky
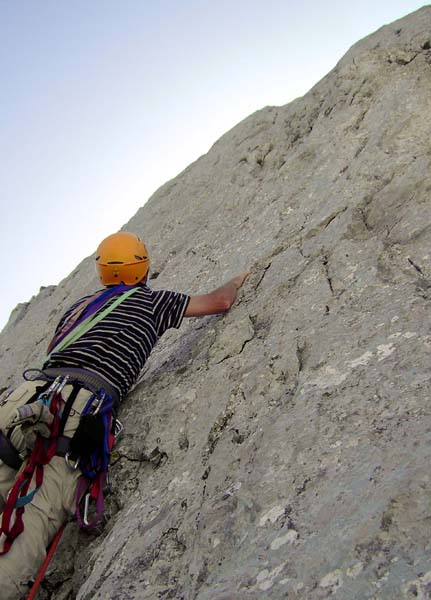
[0,0,427,332]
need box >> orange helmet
[95,232,150,286]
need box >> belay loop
[0,391,63,555]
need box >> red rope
[26,523,66,600]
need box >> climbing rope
[26,523,66,600]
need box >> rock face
[1,7,431,599]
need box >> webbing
[0,392,62,555]
[45,286,139,361]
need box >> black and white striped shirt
[45,284,190,400]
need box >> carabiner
[92,390,106,415]
[114,419,124,441]
[65,452,80,471]
[56,375,70,395]
[83,493,91,526]
[38,376,62,406]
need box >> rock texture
[1,7,431,599]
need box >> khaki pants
[0,380,93,600]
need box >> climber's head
[95,232,150,286]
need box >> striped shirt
[44,284,190,400]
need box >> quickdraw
[74,390,116,530]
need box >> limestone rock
[1,6,431,599]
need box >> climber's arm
[184,272,250,317]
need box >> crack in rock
[210,315,255,364]
[407,257,424,275]
[322,255,335,295]
[204,388,245,459]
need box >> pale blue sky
[0,0,427,331]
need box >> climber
[0,231,250,600]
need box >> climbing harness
[0,377,66,555]
[0,373,123,554]
[25,367,120,408]
[0,283,136,555]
